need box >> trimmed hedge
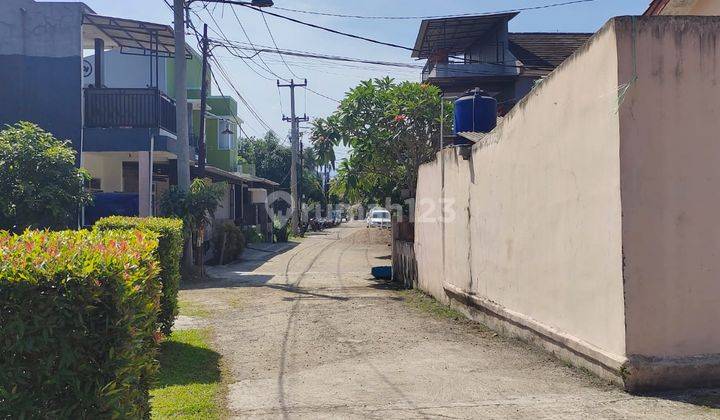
[0,229,162,418]
[95,216,183,335]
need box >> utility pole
[298,137,304,215]
[278,79,308,234]
[173,0,191,191]
[197,23,210,177]
[174,0,274,186]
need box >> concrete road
[181,222,720,419]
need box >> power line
[194,8,309,121]
[272,0,597,20]
[261,11,300,78]
[239,5,547,71]
[217,40,547,76]
[211,55,274,132]
[217,39,341,103]
[227,5,277,75]
[193,8,341,103]
[213,40,422,69]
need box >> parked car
[366,208,391,228]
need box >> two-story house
[413,12,592,115]
[0,0,186,221]
[0,0,277,237]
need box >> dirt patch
[345,226,392,245]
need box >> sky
[53,0,650,160]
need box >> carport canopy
[82,13,192,58]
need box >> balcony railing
[422,61,519,82]
[84,88,177,134]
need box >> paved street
[180,222,720,419]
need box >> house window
[86,177,102,191]
[218,120,233,151]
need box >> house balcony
[83,88,179,154]
[422,61,519,82]
[84,87,177,134]
[422,61,521,98]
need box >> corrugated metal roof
[198,165,279,187]
[412,13,518,59]
[82,13,192,58]
[508,33,593,77]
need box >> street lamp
[221,121,234,136]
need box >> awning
[196,165,279,188]
[82,13,192,58]
[412,13,518,59]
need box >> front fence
[392,221,417,288]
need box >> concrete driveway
[180,222,720,419]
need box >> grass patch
[151,329,223,419]
[178,299,210,318]
[225,296,244,309]
[399,289,466,320]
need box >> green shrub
[212,221,245,265]
[242,227,264,244]
[0,229,162,418]
[0,122,92,232]
[273,218,290,243]
[95,216,183,336]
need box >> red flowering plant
[0,229,162,419]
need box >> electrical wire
[211,55,274,132]
[272,0,597,20]
[189,18,275,132]
[194,8,341,103]
[276,83,285,115]
[261,11,300,78]
[228,5,277,75]
[212,39,422,69]
[162,0,271,137]
[240,4,553,71]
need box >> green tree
[238,131,291,185]
[160,178,225,269]
[237,130,325,207]
[312,78,451,204]
[0,122,92,232]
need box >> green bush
[212,221,245,265]
[242,227,264,244]
[0,229,162,418]
[273,218,290,243]
[95,216,183,336]
[0,122,92,232]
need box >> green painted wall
[207,96,238,117]
[204,118,239,172]
[166,48,210,100]
[166,49,238,173]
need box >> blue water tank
[453,89,497,141]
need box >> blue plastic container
[453,89,497,145]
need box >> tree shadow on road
[181,273,275,290]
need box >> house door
[122,162,139,192]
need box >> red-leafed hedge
[0,229,162,419]
[95,216,184,335]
